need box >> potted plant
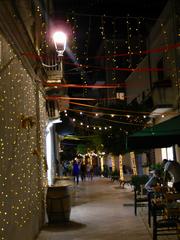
[131,174,149,192]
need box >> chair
[119,174,132,188]
[152,192,180,240]
[134,185,148,216]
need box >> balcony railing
[44,54,68,117]
[43,54,65,84]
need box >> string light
[0,31,47,239]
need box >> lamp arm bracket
[42,63,58,68]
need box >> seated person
[145,169,162,191]
[163,160,180,193]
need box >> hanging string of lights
[65,12,160,21]
[69,101,178,117]
[62,60,167,72]
[68,107,135,117]
[62,109,145,132]
[22,42,180,61]
[44,83,124,88]
[46,95,120,101]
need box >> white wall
[126,57,151,104]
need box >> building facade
[0,1,52,239]
[126,0,180,165]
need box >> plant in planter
[131,174,149,192]
[150,163,164,174]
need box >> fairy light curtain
[65,13,150,74]
[0,33,47,239]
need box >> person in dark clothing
[145,169,162,190]
[73,160,80,184]
[80,162,86,182]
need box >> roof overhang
[149,107,173,118]
[128,114,180,151]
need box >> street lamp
[44,31,67,183]
[52,31,67,82]
[52,31,67,57]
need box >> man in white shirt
[164,160,180,192]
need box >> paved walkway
[36,177,177,240]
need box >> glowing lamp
[52,31,67,57]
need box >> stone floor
[36,177,178,240]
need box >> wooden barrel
[46,186,71,223]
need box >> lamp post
[45,31,67,183]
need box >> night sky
[52,0,169,142]
[53,0,168,18]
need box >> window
[161,146,174,160]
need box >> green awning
[128,115,180,150]
[63,135,81,141]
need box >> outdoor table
[46,177,73,223]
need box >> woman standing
[73,160,80,184]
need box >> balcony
[44,55,68,118]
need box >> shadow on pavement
[41,221,86,232]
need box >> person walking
[86,162,93,181]
[80,162,86,182]
[73,160,80,185]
